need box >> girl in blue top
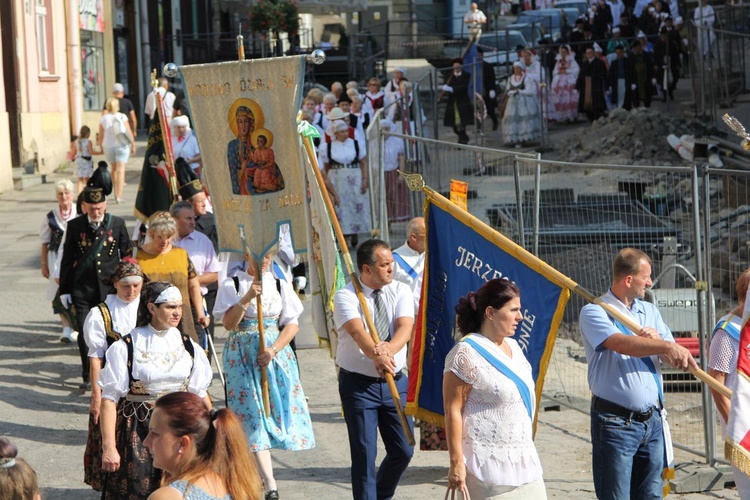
[144,392,262,500]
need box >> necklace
[59,205,72,219]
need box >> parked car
[553,0,589,17]
[504,22,546,46]
[474,31,529,81]
[517,8,569,42]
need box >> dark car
[517,8,569,42]
[504,22,546,46]
[553,0,589,17]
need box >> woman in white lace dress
[548,45,580,123]
[501,62,541,147]
[443,279,546,499]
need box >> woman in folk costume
[379,119,409,223]
[363,77,385,116]
[501,62,542,146]
[82,258,144,492]
[171,115,202,177]
[40,179,78,342]
[213,250,315,500]
[319,120,372,249]
[98,281,212,499]
[549,45,580,123]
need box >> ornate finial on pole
[399,171,425,192]
[723,113,750,151]
[150,68,158,90]
[237,23,245,61]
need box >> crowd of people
[442,0,715,147]
[28,7,743,496]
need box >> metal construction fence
[372,131,750,467]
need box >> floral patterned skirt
[328,163,372,235]
[101,399,161,500]
[223,319,315,453]
[84,413,104,491]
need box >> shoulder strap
[327,141,332,162]
[123,334,136,386]
[462,336,534,419]
[181,333,196,374]
[392,252,418,279]
[232,276,240,293]
[97,303,121,346]
[354,138,359,159]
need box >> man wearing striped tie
[334,239,415,500]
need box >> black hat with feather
[83,161,112,204]
[176,157,203,200]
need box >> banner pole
[298,119,416,446]
[255,258,271,417]
[399,171,730,400]
[155,91,178,200]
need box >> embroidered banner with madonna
[180,56,307,260]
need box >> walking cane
[203,305,226,390]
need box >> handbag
[444,484,471,500]
[113,114,131,146]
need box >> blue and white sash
[461,334,534,419]
[392,252,418,280]
[712,313,741,342]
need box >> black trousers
[74,299,97,383]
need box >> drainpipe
[66,0,82,136]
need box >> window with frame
[35,0,55,74]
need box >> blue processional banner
[406,199,570,425]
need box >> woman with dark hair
[444,279,547,499]
[144,391,262,499]
[98,281,213,499]
[83,257,145,492]
[0,437,40,500]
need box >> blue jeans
[591,405,664,500]
[339,370,414,500]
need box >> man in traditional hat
[442,58,474,144]
[477,48,500,131]
[59,163,133,389]
[576,47,608,121]
[628,39,655,108]
[654,26,681,100]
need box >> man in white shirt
[334,239,415,500]
[170,200,220,349]
[392,217,426,311]
[144,77,176,121]
[464,3,487,42]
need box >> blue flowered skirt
[223,318,315,452]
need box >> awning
[297,0,367,14]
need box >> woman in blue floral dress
[213,251,314,500]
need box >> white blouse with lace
[99,325,212,402]
[444,337,543,487]
[212,270,303,327]
[83,294,140,358]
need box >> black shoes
[79,381,92,391]
[265,491,279,500]
[492,120,499,131]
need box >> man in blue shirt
[579,248,696,499]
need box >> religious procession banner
[180,56,307,259]
[300,134,345,354]
[134,104,173,223]
[406,197,570,426]
[725,297,750,475]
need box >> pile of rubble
[553,108,716,165]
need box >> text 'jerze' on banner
[180,56,307,260]
[406,198,570,426]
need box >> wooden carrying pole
[299,122,416,446]
[155,90,178,200]
[401,172,731,400]
[255,260,271,417]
